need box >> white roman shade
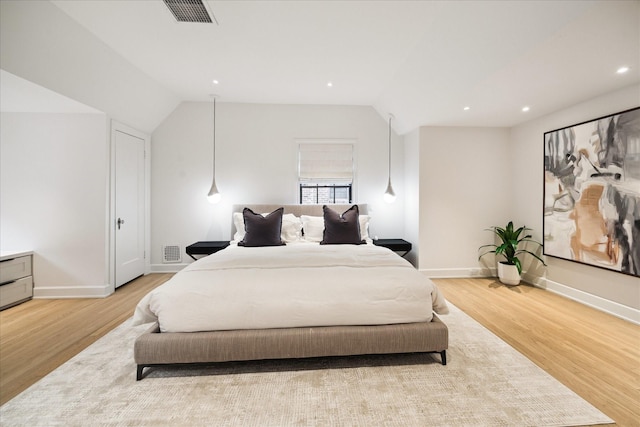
[298,143,354,182]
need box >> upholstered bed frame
[134,204,448,380]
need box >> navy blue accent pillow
[238,207,285,247]
[320,205,365,245]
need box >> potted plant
[478,221,546,285]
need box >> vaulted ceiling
[4,1,640,134]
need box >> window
[297,141,354,205]
[300,183,352,204]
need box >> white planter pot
[497,262,521,286]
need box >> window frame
[296,139,357,205]
[299,183,352,204]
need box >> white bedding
[132,243,449,333]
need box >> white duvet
[132,243,449,333]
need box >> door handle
[117,218,125,230]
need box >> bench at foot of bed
[134,315,448,380]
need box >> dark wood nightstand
[186,241,230,260]
[373,238,412,257]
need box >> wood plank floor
[0,273,172,405]
[432,277,640,427]
[1,275,638,426]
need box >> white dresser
[0,251,34,310]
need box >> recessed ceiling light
[616,66,630,74]
[212,79,219,85]
[327,82,333,87]
[522,106,530,112]
[463,106,470,111]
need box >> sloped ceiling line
[2,0,639,135]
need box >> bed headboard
[231,204,368,236]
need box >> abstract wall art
[543,107,640,277]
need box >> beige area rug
[0,303,613,427]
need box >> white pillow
[233,212,302,243]
[301,214,371,242]
[232,212,245,242]
[301,215,325,242]
[280,213,303,242]
[359,215,371,241]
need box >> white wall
[150,102,405,269]
[0,0,179,134]
[510,84,640,315]
[403,128,420,267]
[411,87,639,322]
[0,112,111,297]
[417,127,512,276]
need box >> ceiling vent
[163,0,217,24]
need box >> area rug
[0,303,613,426]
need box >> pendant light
[383,113,396,203]
[207,94,221,204]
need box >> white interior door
[115,129,145,288]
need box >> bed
[132,204,449,380]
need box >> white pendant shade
[383,177,396,203]
[207,178,221,204]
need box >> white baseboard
[533,277,640,325]
[150,263,188,273]
[33,265,185,298]
[421,267,494,278]
[420,268,639,325]
[34,284,111,299]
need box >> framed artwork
[543,106,640,277]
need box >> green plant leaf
[478,220,546,273]
[514,257,522,274]
[515,249,547,266]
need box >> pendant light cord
[383,113,396,203]
[388,115,392,178]
[212,96,216,176]
[207,94,222,203]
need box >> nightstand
[373,238,412,257]
[186,241,230,260]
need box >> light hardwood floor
[0,273,172,405]
[1,275,638,426]
[432,277,640,427]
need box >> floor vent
[163,0,217,24]
[162,245,182,263]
